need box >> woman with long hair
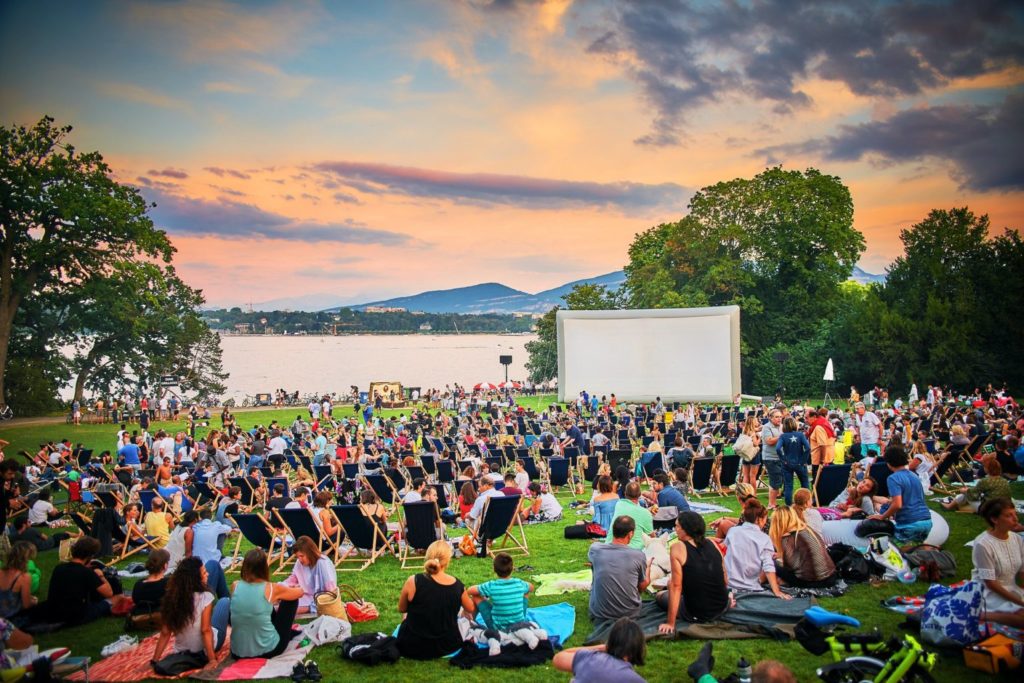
[0,541,37,618]
[907,439,936,494]
[229,549,303,659]
[396,540,474,659]
[458,481,477,522]
[657,511,730,632]
[151,557,230,670]
[768,505,836,588]
[790,488,823,535]
[131,548,170,615]
[738,416,763,488]
[281,536,337,615]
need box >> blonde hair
[423,540,452,575]
[735,482,756,501]
[742,417,760,436]
[951,425,965,437]
[769,505,806,559]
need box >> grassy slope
[0,401,1009,683]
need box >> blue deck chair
[868,462,892,497]
[266,476,289,498]
[362,474,396,507]
[520,456,540,481]
[405,465,425,483]
[547,458,571,490]
[689,457,714,497]
[342,463,360,480]
[399,501,444,568]
[436,459,455,484]
[314,465,333,483]
[297,454,314,472]
[330,504,394,571]
[580,455,601,484]
[138,489,156,513]
[607,450,632,476]
[229,513,289,572]
[420,454,436,476]
[484,456,503,473]
[192,481,220,509]
[429,483,452,509]
[274,507,341,564]
[717,455,741,492]
[457,459,474,474]
[228,477,256,507]
[814,464,852,507]
[471,494,528,557]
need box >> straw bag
[338,584,378,622]
[314,590,348,620]
[59,538,74,563]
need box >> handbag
[734,434,757,462]
[338,584,378,622]
[459,534,476,557]
[58,538,74,563]
[314,590,348,621]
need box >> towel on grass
[689,502,731,515]
[533,569,592,596]
[68,633,232,681]
[584,593,812,644]
[191,637,313,681]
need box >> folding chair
[266,476,290,499]
[342,463,361,480]
[192,481,221,509]
[115,519,160,561]
[469,494,528,557]
[313,465,333,484]
[813,464,852,507]
[579,455,601,485]
[274,507,342,565]
[484,456,503,473]
[420,454,436,477]
[607,449,632,476]
[405,465,425,483]
[457,459,474,474]
[689,457,714,498]
[362,474,397,509]
[868,462,892,497]
[399,501,445,568]
[228,477,256,507]
[331,504,395,571]
[520,456,540,481]
[546,457,573,492]
[429,483,452,510]
[229,513,290,572]
[436,459,455,484]
[716,455,740,493]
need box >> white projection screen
[557,306,741,403]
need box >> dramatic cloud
[758,93,1024,192]
[588,0,1024,145]
[204,166,251,180]
[148,167,189,179]
[312,161,688,211]
[142,188,415,245]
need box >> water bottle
[737,656,752,683]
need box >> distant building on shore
[364,306,407,313]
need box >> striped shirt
[477,578,529,629]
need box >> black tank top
[682,540,729,621]
[397,573,466,659]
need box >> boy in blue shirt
[468,552,533,630]
[869,444,932,546]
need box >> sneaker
[291,662,307,682]
[305,661,322,682]
[100,635,138,657]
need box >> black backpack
[339,633,401,666]
[827,543,874,583]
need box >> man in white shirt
[157,430,175,462]
[854,403,882,457]
[267,430,288,457]
[467,478,501,526]
[403,478,426,503]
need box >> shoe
[291,662,307,682]
[305,661,322,681]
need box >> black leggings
[234,599,299,659]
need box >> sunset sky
[2,0,1022,308]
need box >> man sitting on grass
[467,552,534,630]
[868,444,932,548]
[606,482,653,550]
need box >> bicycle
[0,405,12,421]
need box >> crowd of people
[0,381,1021,680]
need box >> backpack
[826,543,874,583]
[904,546,957,581]
[339,633,401,665]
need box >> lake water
[218,334,537,400]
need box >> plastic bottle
[737,657,752,683]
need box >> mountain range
[232,266,884,313]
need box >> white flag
[823,358,835,381]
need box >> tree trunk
[0,318,9,406]
[73,366,89,404]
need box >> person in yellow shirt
[143,496,173,548]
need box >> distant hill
[329,270,626,314]
[849,265,886,285]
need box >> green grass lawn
[0,402,1010,682]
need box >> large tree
[0,116,173,405]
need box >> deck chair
[457,459,474,474]
[419,454,437,477]
[297,454,314,472]
[192,481,221,509]
[405,465,425,483]
[869,462,892,497]
[228,477,256,507]
[813,464,852,507]
[266,477,290,499]
[399,501,445,568]
[429,483,452,509]
[331,504,394,571]
[70,511,93,536]
[229,513,290,572]
[520,456,540,481]
[717,455,741,492]
[470,494,528,557]
[342,463,361,480]
[95,489,124,510]
[313,465,333,484]
[640,451,665,478]
[274,507,341,563]
[607,449,632,476]
[115,520,161,561]
[436,459,455,484]
[484,456,503,473]
[362,474,397,508]
[546,457,573,495]
[689,457,714,497]
[579,455,601,484]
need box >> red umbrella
[474,382,498,391]
[499,381,522,389]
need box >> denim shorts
[763,459,784,490]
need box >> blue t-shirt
[656,485,690,512]
[886,469,930,525]
[118,443,140,466]
[1014,445,1024,470]
[567,425,585,449]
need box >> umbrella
[474,382,498,391]
[499,381,522,389]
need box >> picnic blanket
[67,634,232,682]
[533,570,592,596]
[395,602,576,649]
[191,638,313,681]
[689,502,731,515]
[584,593,812,644]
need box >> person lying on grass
[553,617,646,683]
